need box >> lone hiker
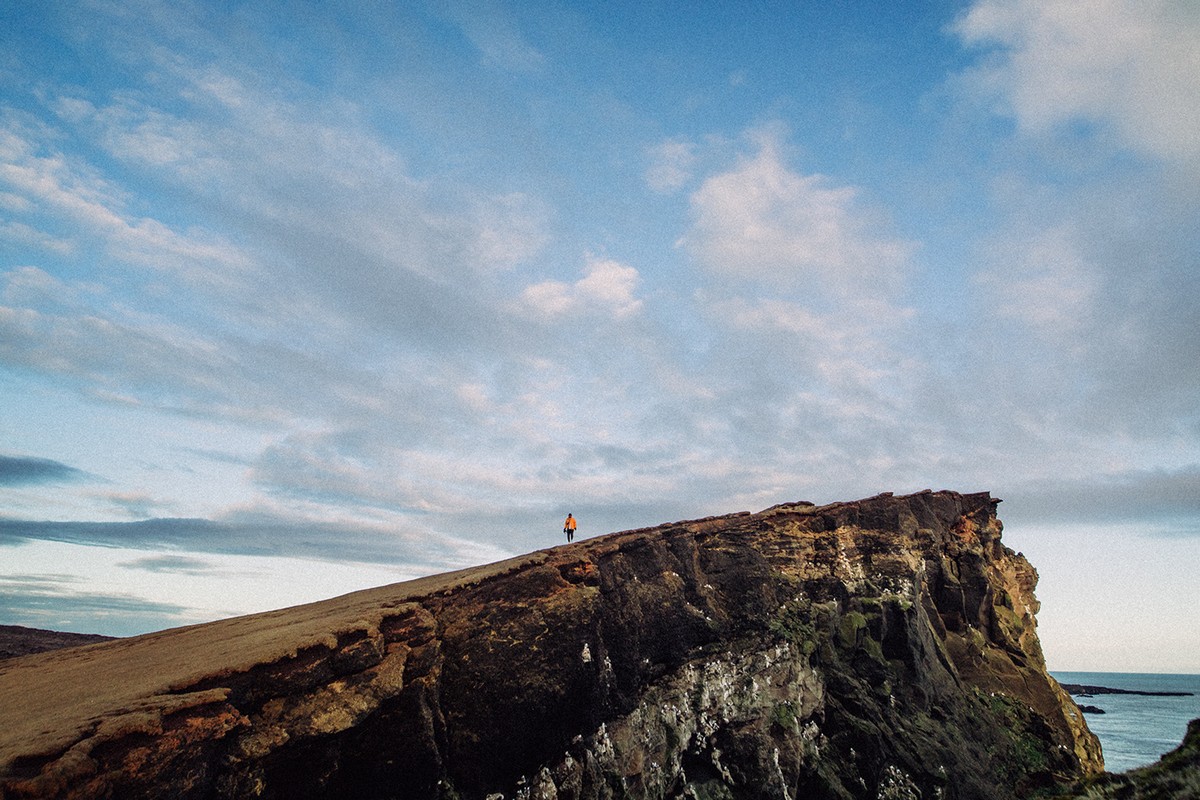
[564,513,577,543]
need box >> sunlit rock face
[0,490,1101,799]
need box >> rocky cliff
[0,490,1101,799]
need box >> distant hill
[0,624,115,661]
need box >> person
[564,513,577,543]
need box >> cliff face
[0,490,1101,800]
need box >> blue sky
[1,1,1197,671]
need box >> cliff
[0,490,1101,799]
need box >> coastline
[1053,671,1200,773]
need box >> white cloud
[974,225,1099,339]
[945,7,1200,450]
[2,266,69,305]
[0,143,124,233]
[717,295,914,392]
[0,304,229,408]
[521,256,644,319]
[4,45,557,374]
[955,0,1200,168]
[0,269,385,428]
[645,138,698,193]
[464,192,549,270]
[0,220,73,255]
[957,159,1200,444]
[678,132,912,298]
[0,190,34,212]
[0,118,253,288]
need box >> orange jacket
[564,515,576,530]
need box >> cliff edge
[0,490,1101,799]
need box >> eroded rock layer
[0,490,1101,799]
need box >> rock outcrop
[0,490,1101,799]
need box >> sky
[0,0,1197,673]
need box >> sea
[1052,672,1200,773]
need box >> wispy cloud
[117,554,217,574]
[973,224,1099,340]
[443,0,546,73]
[645,138,698,194]
[0,512,508,572]
[0,455,88,487]
[947,0,1200,457]
[0,113,252,288]
[0,573,195,637]
[103,492,173,519]
[999,465,1200,531]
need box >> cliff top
[0,490,977,771]
[2,488,1097,800]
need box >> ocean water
[1052,671,1200,773]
